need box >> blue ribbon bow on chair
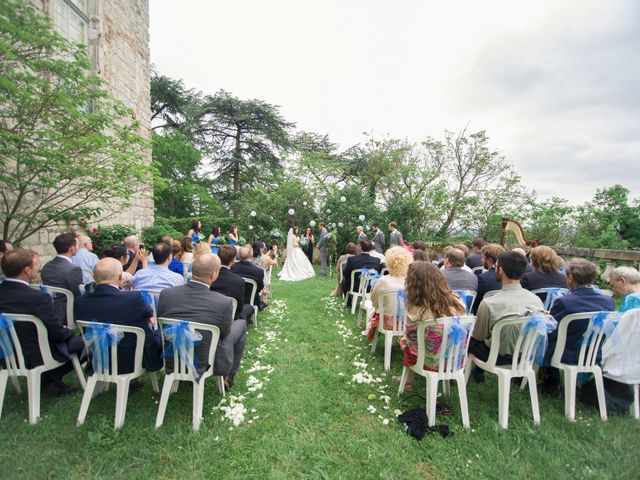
[0,314,15,360]
[519,313,557,365]
[163,321,202,380]
[368,273,382,288]
[582,311,621,347]
[543,288,565,310]
[140,290,157,309]
[84,321,123,374]
[445,316,470,369]
[455,290,473,315]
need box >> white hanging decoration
[249,225,254,230]
[326,209,332,214]
[331,223,336,228]
[250,211,256,217]
[288,208,295,215]
[303,201,308,206]
[309,220,316,227]
[340,196,346,202]
[338,222,344,228]
[359,214,365,221]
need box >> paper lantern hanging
[326,209,332,214]
[288,208,295,215]
[338,222,344,228]
[340,196,346,202]
[331,223,336,228]
[250,210,256,217]
[303,201,308,206]
[358,214,365,221]
[249,225,254,230]
[309,220,316,227]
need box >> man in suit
[158,253,247,388]
[388,222,404,247]
[371,223,385,254]
[342,239,382,302]
[75,258,162,374]
[471,243,505,314]
[466,238,486,271]
[231,245,267,311]
[210,245,255,321]
[0,249,83,395]
[541,258,615,395]
[316,223,330,276]
[72,235,99,284]
[41,232,83,326]
[442,248,478,292]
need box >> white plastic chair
[398,316,476,428]
[455,290,477,315]
[155,318,225,431]
[370,290,407,371]
[31,285,77,330]
[0,314,85,423]
[381,267,389,276]
[135,290,160,320]
[343,268,365,314]
[76,321,147,429]
[357,272,378,327]
[243,278,258,328]
[549,311,612,421]
[339,261,347,294]
[464,315,554,429]
[531,287,569,310]
[632,385,640,419]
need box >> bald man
[231,245,267,311]
[158,254,247,388]
[72,235,99,284]
[75,258,162,374]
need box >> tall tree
[150,71,201,132]
[0,0,148,244]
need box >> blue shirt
[619,291,640,313]
[168,257,184,276]
[131,264,184,291]
[72,248,99,284]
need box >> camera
[139,243,145,250]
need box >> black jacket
[231,261,265,306]
[210,267,247,318]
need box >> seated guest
[397,261,466,390]
[471,243,505,314]
[413,249,429,262]
[330,242,357,297]
[178,236,194,265]
[123,235,144,273]
[412,241,426,252]
[367,247,413,340]
[103,243,146,290]
[453,243,474,273]
[342,239,382,301]
[232,245,267,310]
[540,258,615,395]
[41,232,83,325]
[512,248,534,273]
[609,266,640,313]
[131,242,184,291]
[469,251,545,381]
[0,239,14,282]
[75,258,162,374]
[158,254,247,388]
[466,238,485,270]
[0,249,84,395]
[168,240,185,276]
[251,242,278,298]
[72,235,99,284]
[521,246,568,293]
[442,248,478,292]
[211,245,255,321]
[369,246,386,265]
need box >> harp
[499,217,528,247]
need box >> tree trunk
[233,126,242,193]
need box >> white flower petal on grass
[367,405,377,414]
[383,419,389,425]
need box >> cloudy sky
[149,0,640,205]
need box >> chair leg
[150,372,160,393]
[252,309,258,328]
[351,296,358,315]
[155,377,175,429]
[370,331,378,354]
[193,381,205,431]
[218,376,226,396]
[593,370,608,421]
[26,372,42,425]
[527,370,540,425]
[11,376,22,395]
[455,373,470,429]
[632,385,640,419]
[0,371,8,419]
[77,376,98,425]
[443,380,451,397]
[71,354,86,390]
[497,373,511,429]
[463,357,474,385]
[383,334,393,371]
[564,370,578,421]
[171,381,179,393]
[425,377,439,427]
[397,367,408,396]
[114,379,131,429]
[520,377,528,391]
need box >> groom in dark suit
[342,239,382,301]
[0,249,84,395]
[75,258,162,374]
[41,232,83,326]
[158,253,247,387]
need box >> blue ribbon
[543,288,566,310]
[518,312,557,365]
[445,316,470,369]
[0,314,15,360]
[163,321,203,380]
[368,273,382,288]
[83,321,123,374]
[140,290,159,312]
[39,285,55,300]
[582,311,621,347]
[455,290,474,315]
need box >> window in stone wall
[54,0,90,46]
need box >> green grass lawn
[0,271,638,479]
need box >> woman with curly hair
[396,261,465,390]
[520,245,567,291]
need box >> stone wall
[24,0,153,261]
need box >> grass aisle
[0,272,638,479]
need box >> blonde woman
[521,245,567,291]
[366,246,413,340]
[193,242,212,259]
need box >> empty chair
[343,268,364,314]
[0,314,84,424]
[370,290,407,371]
[155,318,224,431]
[398,316,476,428]
[243,278,258,328]
[465,314,556,429]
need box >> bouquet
[299,237,309,247]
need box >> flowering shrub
[80,221,136,257]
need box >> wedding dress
[278,228,316,281]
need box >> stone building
[25,0,154,259]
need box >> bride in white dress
[278,227,316,281]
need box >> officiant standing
[317,223,329,276]
[302,227,315,264]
